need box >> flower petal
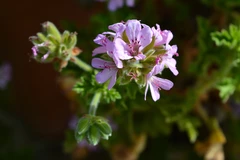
[139,25,152,50]
[92,46,107,56]
[152,76,173,90]
[93,34,107,45]
[125,20,141,42]
[96,68,116,84]
[114,38,132,60]
[164,59,178,76]
[91,58,115,69]
[149,81,160,101]
[108,70,118,89]
[108,22,126,35]
[144,83,149,101]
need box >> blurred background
[1,0,240,160]
[0,0,98,159]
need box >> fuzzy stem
[71,56,92,72]
[89,91,102,115]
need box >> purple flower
[97,0,135,11]
[91,58,118,89]
[150,45,179,76]
[152,24,173,47]
[114,20,153,60]
[93,34,124,68]
[0,63,12,90]
[144,75,173,101]
[92,19,179,101]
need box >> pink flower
[92,19,179,101]
[150,45,179,76]
[144,75,173,101]
[114,20,153,60]
[93,34,124,68]
[152,24,173,48]
[91,58,118,89]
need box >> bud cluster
[92,19,179,101]
[75,115,112,146]
[29,22,81,70]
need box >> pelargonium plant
[28,0,240,159]
[29,19,178,148]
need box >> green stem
[71,56,92,72]
[89,91,102,115]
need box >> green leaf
[177,117,201,143]
[216,77,236,102]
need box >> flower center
[129,38,141,56]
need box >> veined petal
[108,70,118,89]
[92,46,107,56]
[112,54,123,68]
[139,25,152,50]
[148,64,164,78]
[161,30,173,45]
[106,40,125,68]
[91,58,115,69]
[114,38,133,60]
[96,68,116,84]
[125,20,141,42]
[166,45,178,57]
[145,76,174,101]
[149,81,160,101]
[152,76,173,90]
[108,22,126,35]
[94,34,107,45]
[164,59,178,76]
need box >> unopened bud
[87,125,101,146]
[42,21,62,42]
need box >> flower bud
[74,115,113,146]
[67,32,77,49]
[42,21,61,42]
[37,32,47,42]
[75,116,90,135]
[29,21,82,71]
[96,121,112,135]
[87,125,101,146]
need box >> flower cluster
[97,0,134,11]
[92,19,178,101]
[29,22,81,71]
